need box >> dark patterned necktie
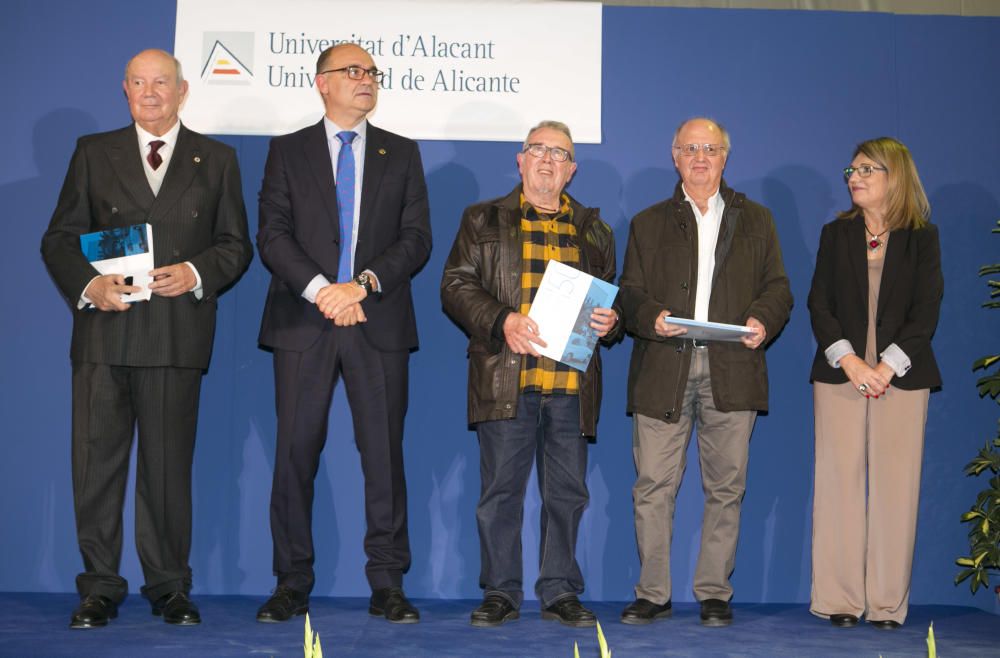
[147,140,165,170]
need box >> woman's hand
[840,354,891,398]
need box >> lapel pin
[378,148,387,155]
[193,156,201,163]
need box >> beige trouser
[632,348,757,604]
[810,381,929,624]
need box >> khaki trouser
[631,348,756,604]
[810,381,929,624]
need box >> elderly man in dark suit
[255,43,431,624]
[41,48,252,629]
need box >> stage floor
[0,594,996,657]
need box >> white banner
[174,0,602,142]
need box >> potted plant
[955,219,1000,600]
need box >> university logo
[201,32,254,85]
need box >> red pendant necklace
[864,223,888,251]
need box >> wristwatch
[353,272,373,294]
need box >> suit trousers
[810,381,928,624]
[270,323,410,594]
[71,362,202,604]
[632,348,756,604]
[475,392,588,608]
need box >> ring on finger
[858,384,868,392]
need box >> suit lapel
[876,227,908,320]
[360,124,388,237]
[149,124,199,222]
[105,126,155,211]
[303,120,340,238]
[847,217,868,304]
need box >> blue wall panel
[2,1,998,613]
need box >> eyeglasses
[319,66,384,84]
[843,165,887,182]
[523,143,573,162]
[673,143,727,157]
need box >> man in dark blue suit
[255,43,432,624]
[41,48,252,629]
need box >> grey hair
[124,49,185,84]
[523,120,574,159]
[672,117,731,153]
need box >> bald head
[671,117,730,196]
[122,49,188,136]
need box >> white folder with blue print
[527,260,619,372]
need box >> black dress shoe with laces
[70,594,118,629]
[870,619,901,630]
[621,598,672,625]
[257,586,309,623]
[470,594,519,627]
[152,591,201,625]
[699,598,733,627]
[369,587,420,624]
[830,613,859,627]
[541,595,597,628]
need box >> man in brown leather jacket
[618,118,792,628]
[441,121,619,629]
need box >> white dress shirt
[302,118,379,303]
[682,184,725,323]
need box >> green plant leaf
[973,355,1000,371]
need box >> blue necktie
[335,131,357,283]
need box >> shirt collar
[681,183,723,214]
[324,116,367,145]
[135,120,181,150]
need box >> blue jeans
[475,392,588,608]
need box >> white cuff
[79,275,101,309]
[303,274,331,304]
[185,262,203,300]
[824,339,856,368]
[880,343,911,377]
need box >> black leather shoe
[871,619,901,630]
[369,587,420,624]
[257,586,309,623]
[70,594,117,629]
[151,591,201,625]
[470,594,519,628]
[830,613,859,627]
[621,598,672,625]
[541,596,597,628]
[699,598,732,627]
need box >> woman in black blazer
[807,137,942,630]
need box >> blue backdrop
[3,2,999,613]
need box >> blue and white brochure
[79,223,154,303]
[527,260,619,372]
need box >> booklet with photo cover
[79,223,154,304]
[527,260,619,372]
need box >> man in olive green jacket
[618,118,792,628]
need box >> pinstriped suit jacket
[41,123,253,370]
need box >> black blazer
[256,120,432,353]
[807,216,943,390]
[41,124,253,369]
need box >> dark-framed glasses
[673,143,727,157]
[319,65,385,84]
[843,164,887,182]
[523,143,573,162]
